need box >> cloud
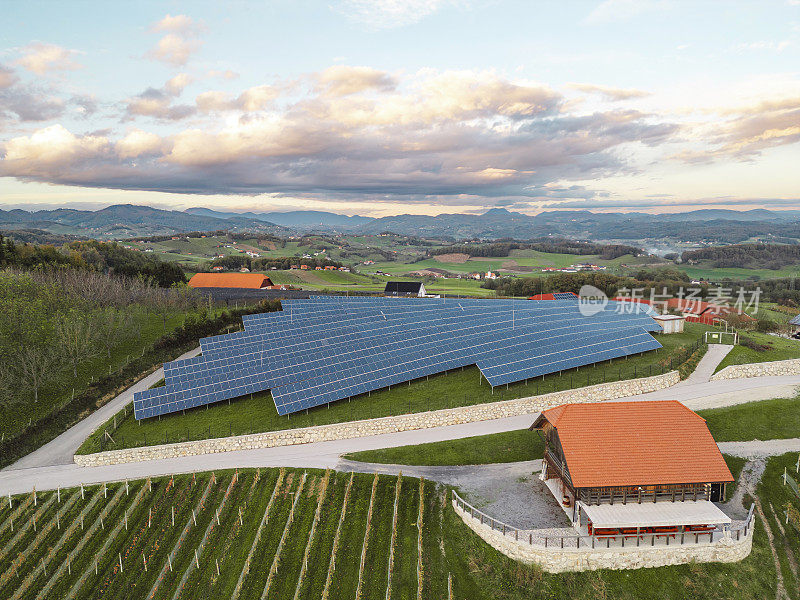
[567,83,651,101]
[15,43,83,75]
[1,70,678,200]
[147,15,204,66]
[152,14,199,33]
[207,69,239,80]
[734,40,794,53]
[1,124,108,175]
[165,73,193,95]
[335,0,452,29]
[585,0,671,24]
[0,84,64,122]
[124,85,196,120]
[115,129,164,159]
[0,65,19,89]
[314,65,397,96]
[673,96,800,162]
[195,84,280,112]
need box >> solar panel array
[133,296,663,419]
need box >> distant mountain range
[185,207,374,228]
[2,204,800,244]
[0,204,290,239]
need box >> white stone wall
[75,370,680,467]
[711,358,800,380]
[453,501,753,573]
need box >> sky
[0,0,798,217]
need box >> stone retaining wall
[453,500,753,573]
[711,358,800,380]
[75,370,680,467]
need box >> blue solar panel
[133,296,664,419]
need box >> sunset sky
[1,0,798,217]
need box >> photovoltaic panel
[134,296,664,419]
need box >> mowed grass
[344,429,544,466]
[697,394,800,442]
[0,466,786,600]
[715,330,800,373]
[79,325,707,454]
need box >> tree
[95,309,132,359]
[15,343,64,403]
[57,313,97,378]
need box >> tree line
[428,239,642,260]
[0,234,186,287]
[681,243,800,270]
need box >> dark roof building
[384,281,426,297]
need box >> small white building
[652,314,686,334]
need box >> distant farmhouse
[188,273,274,289]
[384,281,426,297]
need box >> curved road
[1,345,799,496]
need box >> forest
[428,239,642,260]
[682,243,800,270]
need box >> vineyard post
[192,509,196,526]
[119,553,123,573]
[57,487,60,503]
[168,554,173,572]
[125,512,128,530]
[148,478,152,493]
[81,483,84,500]
[33,487,37,506]
[125,479,129,495]
[195,549,199,568]
[57,512,60,529]
[95,558,98,575]
[149,508,152,528]
[33,515,36,532]
[81,515,84,530]
[172,506,175,526]
[7,493,11,509]
[216,558,220,576]
[104,482,107,498]
[143,553,147,572]
[68,558,71,575]
[101,515,104,529]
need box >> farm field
[0,465,785,600]
[79,324,709,454]
[679,263,800,282]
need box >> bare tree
[95,309,132,359]
[15,343,63,403]
[57,314,97,378]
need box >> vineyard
[0,468,456,600]
[0,466,780,599]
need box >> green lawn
[715,330,800,373]
[79,325,708,454]
[344,429,544,466]
[698,394,800,442]
[0,465,787,600]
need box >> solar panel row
[133,296,663,419]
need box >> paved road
[719,439,800,458]
[2,373,800,496]
[675,343,733,386]
[1,337,798,495]
[5,346,202,471]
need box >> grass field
[344,429,544,466]
[715,330,800,372]
[79,325,708,454]
[698,394,800,442]
[0,465,786,600]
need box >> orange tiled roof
[533,400,733,488]
[188,273,273,289]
